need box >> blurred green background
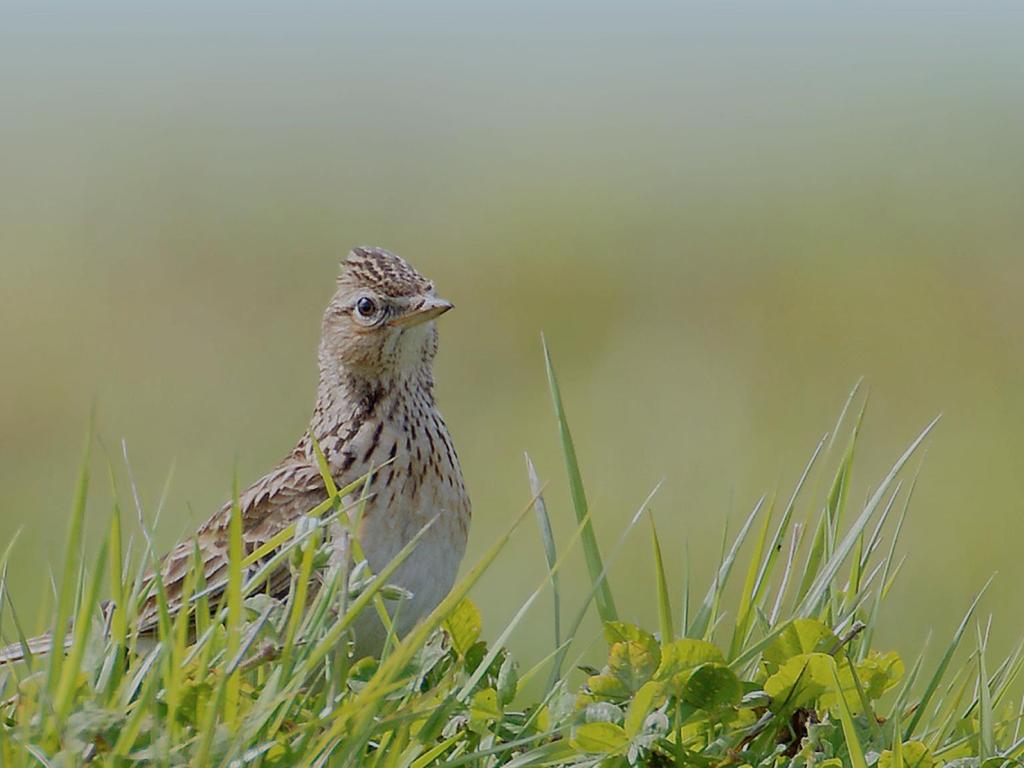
[2,5,1023,669]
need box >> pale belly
[336,473,469,656]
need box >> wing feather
[133,456,328,636]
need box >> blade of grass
[987,639,1024,717]
[729,493,776,659]
[797,416,939,618]
[890,638,927,722]
[279,519,321,677]
[542,335,617,623]
[830,661,869,768]
[110,649,162,759]
[861,466,919,656]
[904,578,992,739]
[737,435,827,654]
[54,540,107,720]
[924,657,975,752]
[106,488,127,662]
[689,495,764,639]
[681,544,690,637]
[0,530,23,652]
[526,453,560,650]
[769,523,802,626]
[648,511,674,643]
[977,620,995,759]
[224,474,243,726]
[795,397,867,607]
[47,427,92,694]
[892,710,904,768]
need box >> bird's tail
[0,633,65,665]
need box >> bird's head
[321,246,453,379]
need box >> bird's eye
[355,297,378,318]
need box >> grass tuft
[0,356,1010,767]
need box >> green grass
[0,356,1018,767]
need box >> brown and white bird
[0,247,471,662]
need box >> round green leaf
[681,663,743,711]
[655,639,725,682]
[570,722,631,754]
[763,619,838,669]
[588,639,661,700]
[764,652,836,712]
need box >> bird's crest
[341,246,434,298]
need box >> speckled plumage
[0,247,470,663]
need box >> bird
[0,246,471,662]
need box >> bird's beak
[388,297,454,328]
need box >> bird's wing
[0,632,70,665]
[0,453,340,665]
[133,456,330,636]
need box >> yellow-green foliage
[0,371,1019,767]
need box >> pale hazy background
[2,4,1023,668]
